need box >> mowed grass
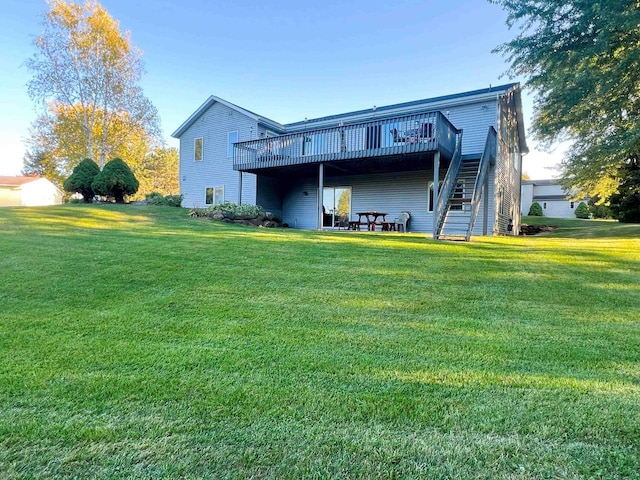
[1,205,639,479]
[522,215,640,239]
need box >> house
[172,83,528,240]
[521,179,588,218]
[0,175,63,207]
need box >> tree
[63,158,100,202]
[25,101,158,196]
[336,189,350,218]
[588,198,613,219]
[26,0,160,169]
[574,202,590,219]
[22,149,65,188]
[492,1,640,200]
[608,156,640,223]
[91,158,139,203]
[138,147,180,196]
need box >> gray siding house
[172,83,528,239]
[521,179,589,218]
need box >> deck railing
[434,131,463,239]
[234,110,459,171]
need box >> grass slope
[1,205,639,479]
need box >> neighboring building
[172,83,528,240]
[521,179,588,218]
[0,175,64,207]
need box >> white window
[498,187,505,215]
[228,132,238,157]
[194,138,203,161]
[205,186,224,205]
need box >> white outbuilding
[0,175,64,207]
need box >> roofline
[0,176,62,192]
[285,83,520,129]
[522,179,560,185]
[509,83,529,154]
[172,84,529,151]
[171,96,284,138]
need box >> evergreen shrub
[575,202,590,219]
[63,158,100,203]
[528,202,543,216]
[92,158,139,203]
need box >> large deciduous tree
[22,149,65,187]
[138,147,180,196]
[26,0,160,169]
[25,101,155,188]
[608,155,640,223]
[491,1,640,201]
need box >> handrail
[433,130,463,239]
[466,126,497,240]
[233,110,459,170]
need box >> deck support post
[238,171,243,205]
[318,162,324,230]
[483,170,489,235]
[432,151,440,237]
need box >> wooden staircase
[434,127,497,241]
[436,159,481,240]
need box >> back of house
[173,83,528,238]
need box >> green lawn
[1,205,639,479]
[522,215,640,239]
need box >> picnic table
[356,211,389,231]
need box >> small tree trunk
[114,189,125,203]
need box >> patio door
[322,187,351,227]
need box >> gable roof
[172,83,528,154]
[0,175,41,187]
[171,96,284,138]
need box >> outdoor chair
[334,214,349,230]
[394,211,411,233]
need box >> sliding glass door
[322,187,351,228]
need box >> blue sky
[0,0,564,177]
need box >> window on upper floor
[194,138,203,161]
[228,132,238,158]
[205,186,224,205]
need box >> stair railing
[466,126,497,241]
[434,130,463,239]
